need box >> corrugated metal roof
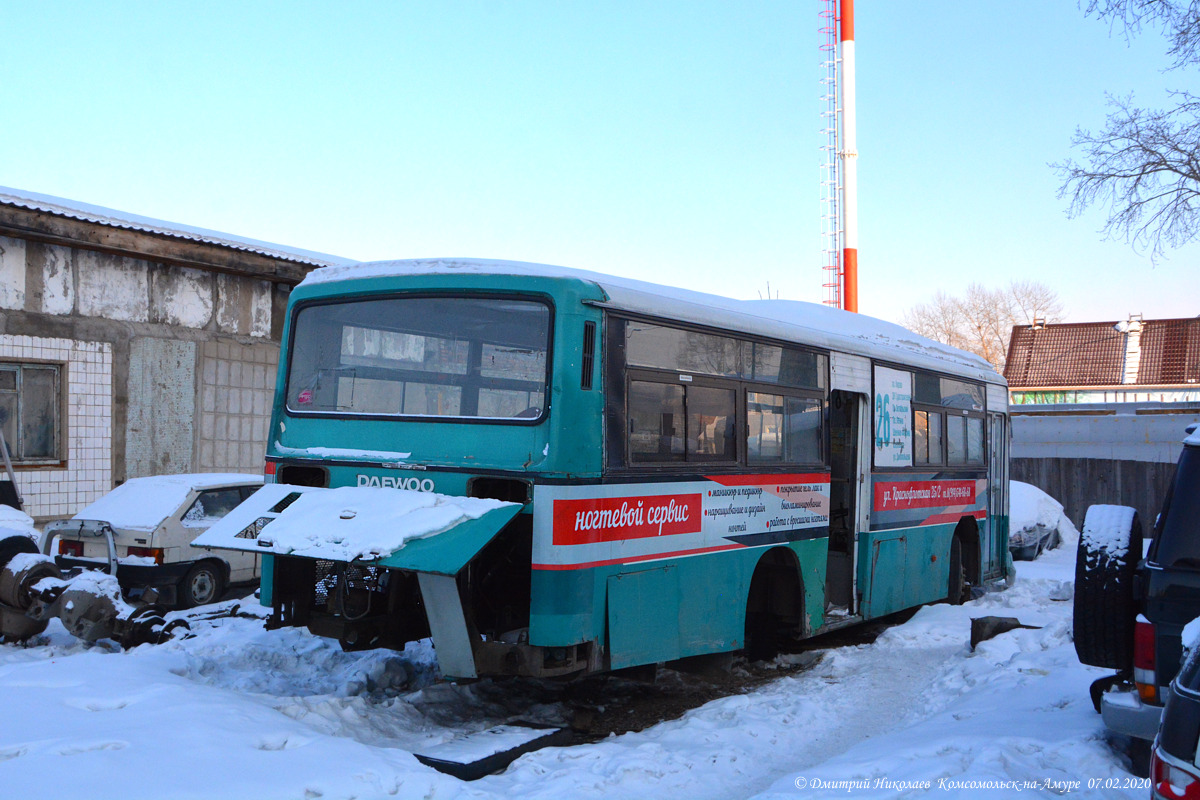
[0,186,356,268]
[1005,318,1200,388]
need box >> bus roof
[301,258,1004,385]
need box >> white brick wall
[0,334,112,518]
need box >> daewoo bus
[197,259,1011,680]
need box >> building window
[0,363,62,464]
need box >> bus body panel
[251,261,1010,678]
[529,539,828,660]
[271,273,609,479]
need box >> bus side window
[946,414,968,464]
[748,392,823,464]
[629,381,685,462]
[628,381,736,464]
[687,386,736,462]
[914,409,944,465]
[966,417,985,463]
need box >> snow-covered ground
[0,498,1148,799]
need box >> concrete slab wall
[1012,408,1200,464]
[196,340,278,474]
[125,338,196,478]
[1010,402,1200,532]
[0,235,26,310]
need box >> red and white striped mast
[819,0,858,312]
[840,0,858,313]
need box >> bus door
[826,389,868,616]
[985,412,1009,577]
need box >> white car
[45,473,264,608]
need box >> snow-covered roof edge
[0,186,357,269]
[302,258,1003,385]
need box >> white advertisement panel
[873,365,912,468]
[532,473,830,570]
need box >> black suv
[1074,425,1200,775]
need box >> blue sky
[0,1,1194,324]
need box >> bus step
[412,723,573,781]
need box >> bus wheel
[947,537,970,605]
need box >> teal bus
[198,259,1011,680]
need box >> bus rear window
[286,296,551,420]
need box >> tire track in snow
[479,614,973,800]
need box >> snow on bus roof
[301,258,1002,383]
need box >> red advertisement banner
[873,480,976,512]
[553,494,703,545]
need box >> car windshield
[286,296,551,421]
[1149,446,1200,570]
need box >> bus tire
[947,537,970,605]
[1073,505,1142,671]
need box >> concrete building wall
[126,338,196,478]
[196,340,278,474]
[0,230,302,520]
[0,236,26,310]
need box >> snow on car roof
[300,258,1002,385]
[73,473,263,532]
[0,186,356,268]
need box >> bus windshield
[286,296,551,420]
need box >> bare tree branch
[904,282,1064,370]
[1084,0,1200,68]
[1054,92,1200,257]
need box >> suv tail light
[1135,619,1158,703]
[126,546,164,565]
[58,540,83,557]
[1152,748,1200,799]
[264,460,277,484]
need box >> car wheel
[947,537,970,605]
[179,561,225,609]
[1073,505,1142,670]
